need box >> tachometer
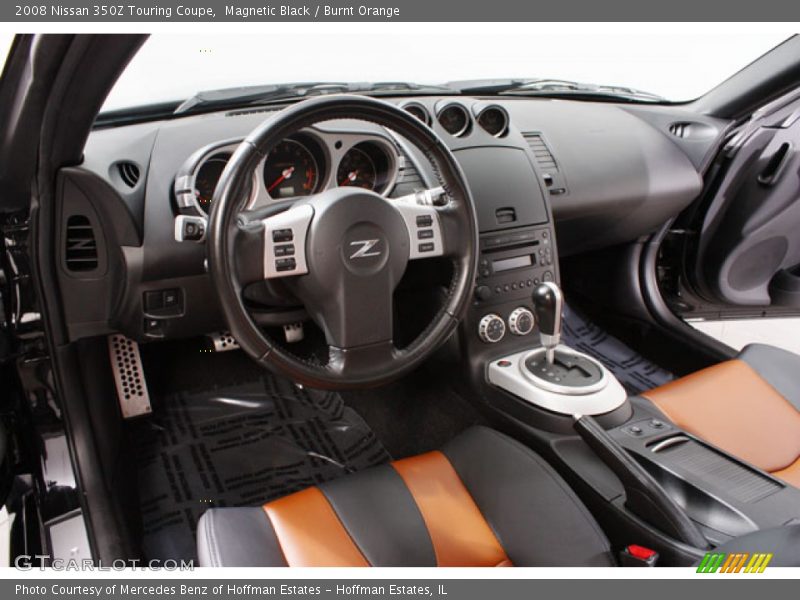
[337,146,378,191]
[264,139,320,199]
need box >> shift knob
[532,281,563,365]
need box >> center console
[468,278,800,565]
[452,128,800,565]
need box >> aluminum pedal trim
[208,331,240,352]
[108,334,151,419]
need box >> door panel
[692,96,800,308]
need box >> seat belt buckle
[620,544,659,567]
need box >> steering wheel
[207,95,478,389]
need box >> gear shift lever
[532,281,563,366]
[488,279,626,417]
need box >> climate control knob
[508,307,535,336]
[478,313,506,343]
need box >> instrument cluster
[176,129,400,215]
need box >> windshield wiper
[447,78,666,103]
[174,81,456,115]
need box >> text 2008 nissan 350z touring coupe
[1,34,800,568]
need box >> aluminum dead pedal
[207,331,240,352]
[108,334,152,419]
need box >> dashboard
[62,95,730,344]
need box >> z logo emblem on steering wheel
[349,239,381,259]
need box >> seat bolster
[442,426,615,567]
[739,344,800,410]
[197,507,288,567]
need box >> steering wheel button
[418,242,434,253]
[274,244,295,257]
[415,215,433,227]
[275,258,296,272]
[272,229,294,243]
[417,229,434,240]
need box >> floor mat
[130,376,390,561]
[562,304,674,394]
[340,365,486,459]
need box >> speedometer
[264,139,320,199]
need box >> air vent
[117,162,140,188]
[523,132,568,195]
[669,122,691,138]
[64,215,98,272]
[668,121,718,141]
[523,133,559,172]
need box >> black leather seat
[197,426,614,567]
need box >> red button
[627,545,657,560]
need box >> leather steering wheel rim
[208,95,478,389]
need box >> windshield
[100,31,791,112]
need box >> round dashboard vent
[437,104,471,137]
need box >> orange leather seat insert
[262,451,511,567]
[643,359,800,487]
[392,451,510,567]
[264,487,369,567]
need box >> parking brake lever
[574,415,709,550]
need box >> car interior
[1,33,800,567]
